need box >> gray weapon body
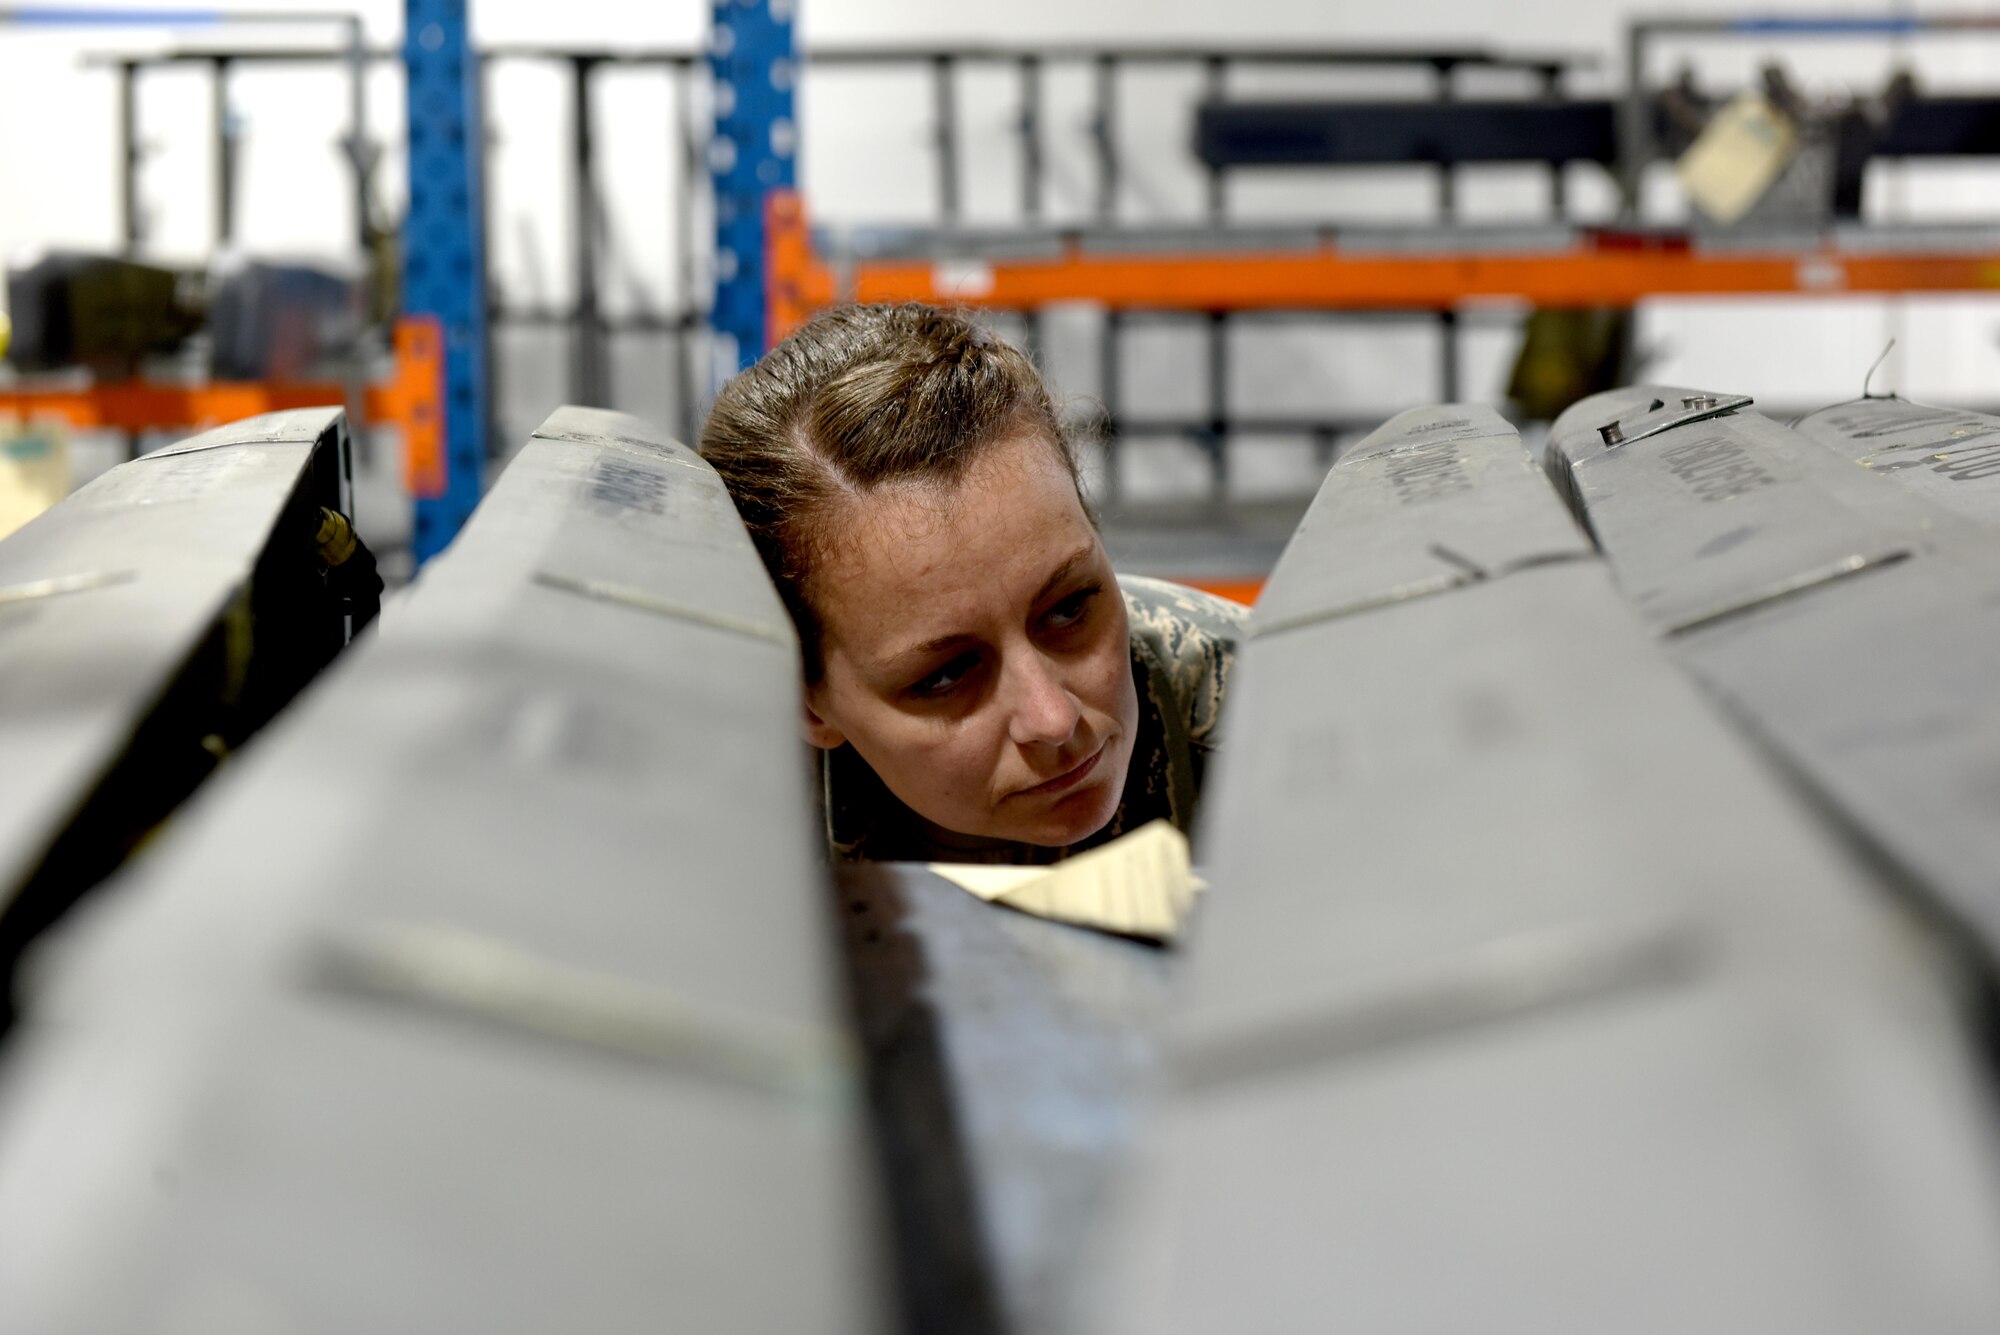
[1548,386,2000,968]
[10,396,2000,1334]
[1793,395,2000,525]
[1090,405,2000,1335]
[0,409,355,1021]
[0,408,888,1333]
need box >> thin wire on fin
[1862,338,1897,400]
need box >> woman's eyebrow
[882,631,974,672]
[877,545,1099,673]
[1032,545,1098,606]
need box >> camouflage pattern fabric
[824,574,1247,865]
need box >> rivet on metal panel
[1599,420,1626,445]
[1681,394,1719,410]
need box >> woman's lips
[1019,743,1105,798]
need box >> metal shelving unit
[81,37,1592,459]
[34,13,2000,544]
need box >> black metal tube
[1100,308,1122,504]
[675,62,702,446]
[571,54,605,407]
[1439,307,1461,402]
[932,55,960,224]
[1093,54,1117,222]
[1206,310,1230,503]
[118,60,140,253]
[212,56,235,247]
[1618,23,1649,216]
[477,52,499,461]
[1433,57,1456,221]
[345,17,369,253]
[1434,60,1458,406]
[1312,426,1338,471]
[1018,55,1042,221]
[1542,64,1569,218]
[1204,55,1227,222]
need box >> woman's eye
[909,653,977,698]
[1046,585,1101,630]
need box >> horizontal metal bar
[3,5,228,22]
[1112,305,1529,326]
[494,307,1519,339]
[481,44,701,66]
[1198,96,2000,169]
[2,6,357,24]
[803,43,1590,70]
[491,305,706,333]
[84,40,1592,71]
[1638,12,2000,37]
[1200,99,1618,168]
[824,219,2000,265]
[833,239,2000,312]
[82,43,396,63]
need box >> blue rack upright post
[709,0,798,375]
[403,0,487,562]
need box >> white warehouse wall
[2,0,1997,506]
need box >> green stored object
[4,253,201,376]
[1506,307,1635,422]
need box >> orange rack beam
[767,190,2000,339]
[0,316,448,497]
[1178,576,1263,607]
[843,246,2000,311]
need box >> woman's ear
[802,685,846,750]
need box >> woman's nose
[1005,651,1082,747]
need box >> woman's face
[802,432,1138,847]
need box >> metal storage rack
[19,9,2000,551]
